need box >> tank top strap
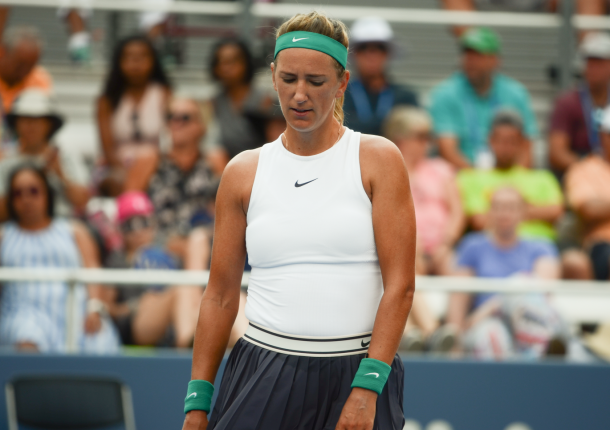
[247,140,277,223]
[344,129,372,208]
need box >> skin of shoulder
[71,220,100,266]
[219,147,262,214]
[71,219,90,243]
[359,133,409,200]
[97,95,110,110]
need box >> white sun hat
[6,89,64,138]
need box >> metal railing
[1,267,609,352]
[3,0,607,90]
[5,0,610,29]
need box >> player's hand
[335,387,377,430]
[182,410,208,430]
[84,312,102,334]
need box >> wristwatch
[86,298,108,316]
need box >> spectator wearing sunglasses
[383,107,461,353]
[127,98,218,262]
[343,17,418,136]
[0,89,89,221]
[96,35,171,196]
[105,192,191,347]
[0,165,119,353]
[384,107,464,276]
[105,191,242,348]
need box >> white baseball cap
[580,32,610,60]
[350,17,394,45]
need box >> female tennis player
[182,11,416,430]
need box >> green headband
[274,31,348,69]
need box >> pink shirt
[409,158,456,254]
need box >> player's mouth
[291,107,312,117]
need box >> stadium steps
[7,1,561,164]
[3,2,609,327]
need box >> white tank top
[245,128,383,337]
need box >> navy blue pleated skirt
[208,338,405,430]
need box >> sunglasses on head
[11,186,41,199]
[166,113,193,123]
[355,43,389,53]
[120,215,154,234]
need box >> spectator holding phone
[0,89,89,221]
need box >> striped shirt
[0,219,119,353]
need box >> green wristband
[351,358,392,395]
[184,380,215,414]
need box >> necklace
[282,122,343,152]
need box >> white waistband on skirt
[243,323,372,357]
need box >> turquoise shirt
[429,72,538,163]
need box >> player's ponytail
[275,11,349,125]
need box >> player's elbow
[385,277,415,310]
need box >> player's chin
[287,116,318,132]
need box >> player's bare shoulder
[360,133,404,165]
[224,147,262,180]
[359,133,408,193]
[218,147,263,212]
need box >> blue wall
[0,353,608,430]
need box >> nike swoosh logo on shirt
[292,37,308,42]
[361,339,371,347]
[295,179,317,187]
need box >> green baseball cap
[460,27,501,55]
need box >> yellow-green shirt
[458,166,563,240]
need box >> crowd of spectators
[0,7,608,362]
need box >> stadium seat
[5,375,136,430]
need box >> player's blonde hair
[275,11,349,125]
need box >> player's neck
[589,83,608,106]
[283,118,343,157]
